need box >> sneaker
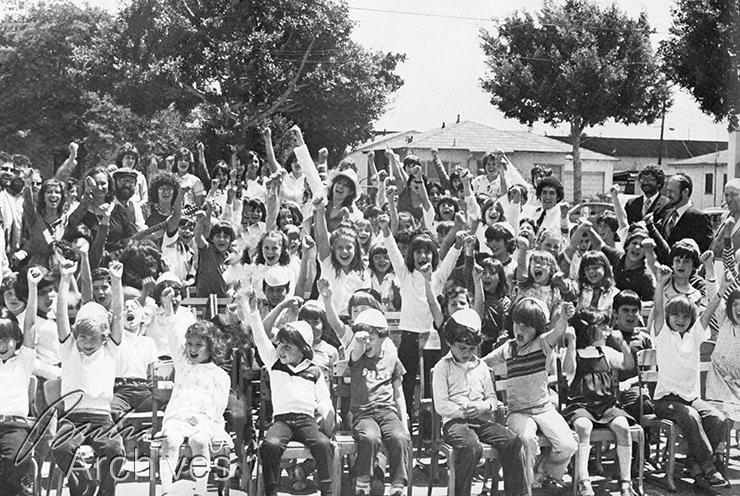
[289,464,308,491]
[577,479,595,496]
[706,470,729,487]
[619,480,635,496]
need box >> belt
[115,378,148,386]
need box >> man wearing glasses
[624,164,672,225]
[0,152,21,263]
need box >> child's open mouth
[534,269,543,279]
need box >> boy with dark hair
[435,309,528,496]
[349,309,409,496]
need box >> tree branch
[242,38,315,127]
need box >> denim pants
[654,394,726,476]
[443,419,528,496]
[352,407,409,485]
[260,413,333,496]
[0,419,34,496]
[52,412,125,496]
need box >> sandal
[619,480,635,496]
[577,479,595,496]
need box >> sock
[194,467,210,495]
[617,445,632,482]
[390,482,405,495]
[356,476,371,495]
[159,456,174,494]
[576,444,591,482]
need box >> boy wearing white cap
[433,309,528,496]
[349,309,409,496]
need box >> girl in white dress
[157,286,231,496]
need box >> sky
[79,0,729,143]
[344,0,729,142]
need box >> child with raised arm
[349,309,410,496]
[243,290,336,496]
[53,260,125,496]
[652,255,731,488]
[0,267,42,496]
[484,299,578,490]
[434,309,528,496]
[157,287,232,496]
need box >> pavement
[39,440,740,496]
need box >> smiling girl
[576,251,618,313]
[314,197,368,315]
[368,244,401,312]
[244,230,298,299]
[194,206,236,298]
[514,237,563,324]
[158,286,231,496]
[171,147,204,207]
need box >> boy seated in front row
[653,260,730,488]
[433,309,528,496]
[53,260,126,496]
[349,309,410,496]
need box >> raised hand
[69,142,79,157]
[262,127,272,140]
[656,264,672,286]
[28,267,43,286]
[74,238,90,255]
[211,178,220,190]
[641,237,656,252]
[454,230,467,249]
[609,184,620,197]
[60,260,78,276]
[317,278,332,300]
[419,263,433,281]
[517,236,530,251]
[108,261,123,280]
[339,207,350,222]
[377,214,390,230]
[302,235,316,251]
[559,202,570,217]
[700,250,714,266]
[644,213,654,226]
[318,148,329,164]
[161,286,175,309]
[386,185,398,200]
[472,264,484,284]
[197,142,205,154]
[562,301,576,320]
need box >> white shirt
[654,321,710,402]
[0,346,35,417]
[162,231,196,283]
[471,174,501,198]
[116,331,159,379]
[60,336,119,413]
[319,257,370,316]
[146,307,197,356]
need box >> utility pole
[658,98,666,165]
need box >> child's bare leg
[188,431,212,495]
[160,431,185,495]
[572,418,594,495]
[608,417,632,484]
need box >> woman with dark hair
[324,169,363,232]
[396,173,429,222]
[116,142,148,204]
[147,172,181,228]
[172,147,204,207]
[263,127,305,205]
[242,150,267,202]
[14,179,68,268]
[66,166,136,259]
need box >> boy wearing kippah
[433,309,528,496]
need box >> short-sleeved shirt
[483,334,553,412]
[178,173,204,207]
[319,257,369,316]
[60,336,119,413]
[0,346,35,416]
[349,349,405,416]
[606,329,653,382]
[654,321,710,402]
[116,331,159,379]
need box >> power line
[349,6,492,22]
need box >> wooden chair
[637,349,731,492]
[254,367,346,496]
[147,360,231,496]
[180,297,210,319]
[332,360,413,496]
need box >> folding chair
[147,359,231,496]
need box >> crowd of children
[1,132,739,496]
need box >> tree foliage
[104,0,405,162]
[660,0,740,130]
[480,0,670,203]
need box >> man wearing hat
[112,166,146,232]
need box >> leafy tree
[106,0,404,163]
[660,0,740,130]
[480,0,670,203]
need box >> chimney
[456,114,460,124]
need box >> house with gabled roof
[666,149,728,210]
[347,121,618,202]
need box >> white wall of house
[663,163,727,210]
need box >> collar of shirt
[442,350,481,368]
[675,201,692,219]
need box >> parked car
[704,206,726,235]
[568,202,614,225]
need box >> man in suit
[645,173,713,265]
[624,165,672,225]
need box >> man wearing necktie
[624,165,671,225]
[711,179,740,259]
[645,173,712,265]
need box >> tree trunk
[570,119,583,204]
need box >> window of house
[705,173,714,194]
